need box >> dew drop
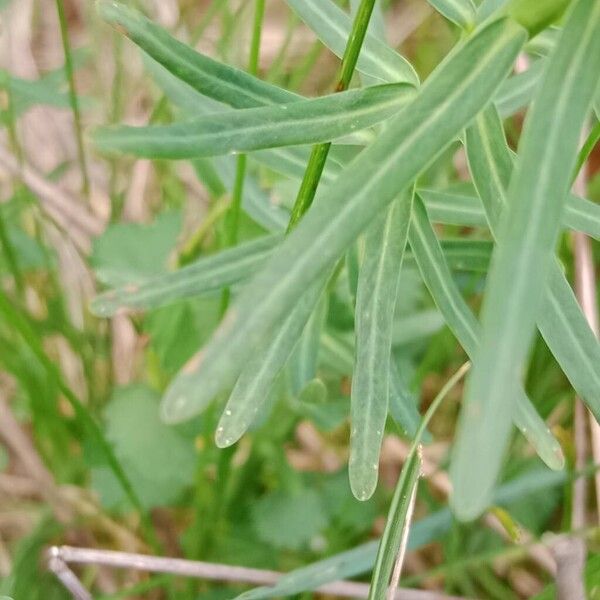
[225,409,232,416]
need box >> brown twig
[48,545,469,600]
[572,149,600,526]
[551,536,586,600]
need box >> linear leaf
[350,189,413,500]
[419,185,600,240]
[284,0,419,85]
[89,235,281,316]
[99,1,298,108]
[494,57,544,117]
[465,105,600,422]
[426,0,477,29]
[321,332,421,436]
[215,282,326,448]
[160,17,528,425]
[93,84,416,159]
[451,0,600,521]
[289,293,328,395]
[144,53,347,185]
[90,235,494,318]
[418,188,488,227]
[408,195,564,470]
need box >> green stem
[286,0,378,232]
[221,0,266,313]
[55,0,90,201]
[0,78,25,295]
[0,210,24,295]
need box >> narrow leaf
[90,234,281,316]
[350,189,413,500]
[451,0,600,521]
[408,195,564,470]
[494,57,544,117]
[215,282,326,448]
[465,105,600,424]
[321,332,421,436]
[93,84,416,159]
[98,1,297,108]
[160,17,528,425]
[289,293,328,395]
[426,0,477,29]
[285,0,419,85]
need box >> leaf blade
[451,0,600,521]
[160,17,528,425]
[285,0,419,85]
[350,188,413,500]
[408,195,564,471]
[93,84,416,159]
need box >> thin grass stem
[286,0,378,232]
[221,0,266,314]
[55,0,90,201]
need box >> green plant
[2,0,600,596]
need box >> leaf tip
[349,460,378,502]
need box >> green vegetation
[1,0,599,598]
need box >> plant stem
[286,0,378,232]
[0,76,25,295]
[221,0,265,313]
[55,0,90,201]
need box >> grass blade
[465,105,600,421]
[284,0,418,85]
[90,234,281,316]
[451,0,600,521]
[368,363,470,600]
[160,17,528,425]
[55,0,90,199]
[350,189,413,501]
[426,0,476,29]
[93,84,415,159]
[408,195,564,470]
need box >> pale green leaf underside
[89,233,495,318]
[451,0,600,521]
[93,84,416,159]
[216,281,326,448]
[350,189,413,500]
[408,196,563,471]
[465,106,600,425]
[427,0,477,29]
